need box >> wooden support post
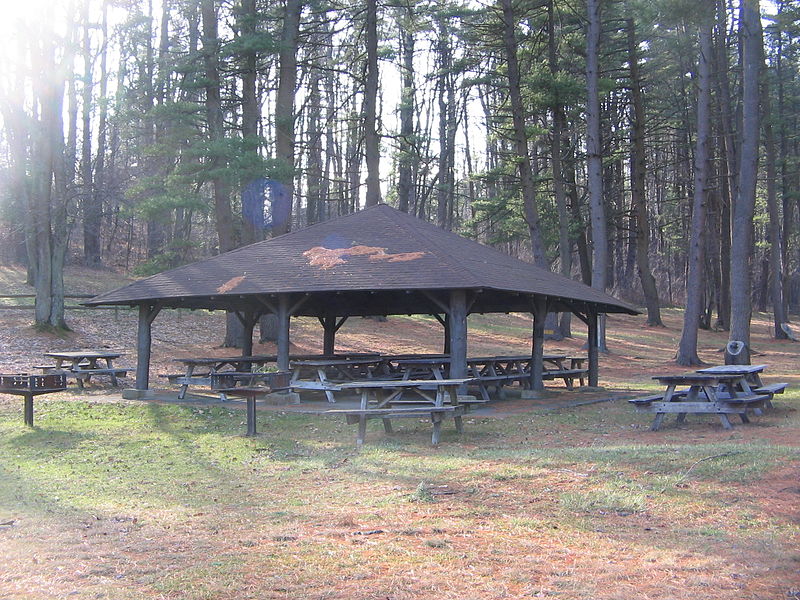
[241,310,255,358]
[277,295,291,372]
[444,314,451,355]
[322,316,336,355]
[587,309,599,387]
[448,290,468,383]
[530,296,547,392]
[135,303,161,391]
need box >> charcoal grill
[0,373,67,426]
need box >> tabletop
[45,350,122,359]
[290,357,386,367]
[173,355,278,366]
[652,373,729,385]
[337,378,473,390]
[696,364,767,375]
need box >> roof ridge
[88,206,392,302]
[388,211,485,289]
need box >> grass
[1,394,798,599]
[1,268,799,598]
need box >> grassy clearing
[0,391,798,599]
[1,266,799,598]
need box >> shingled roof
[86,204,638,316]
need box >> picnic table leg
[376,390,393,433]
[431,412,442,445]
[477,381,491,403]
[106,358,119,386]
[718,413,734,430]
[178,365,193,399]
[23,392,33,427]
[572,359,586,387]
[357,416,367,446]
[442,386,463,434]
[73,360,85,389]
[650,412,666,431]
[246,393,257,436]
[354,389,369,445]
[319,369,336,403]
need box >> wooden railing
[0,294,126,310]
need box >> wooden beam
[587,308,599,386]
[322,316,336,355]
[444,314,451,355]
[290,294,310,315]
[135,303,161,390]
[277,294,291,371]
[242,308,255,358]
[421,290,449,314]
[255,295,277,314]
[448,290,467,386]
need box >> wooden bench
[753,382,789,410]
[468,372,527,401]
[627,394,664,406]
[34,363,88,373]
[159,372,212,383]
[542,368,589,390]
[387,397,488,409]
[71,367,131,388]
[327,405,461,445]
[754,382,789,395]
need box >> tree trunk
[271,0,302,234]
[397,12,415,213]
[626,15,662,326]
[30,15,70,329]
[714,0,735,330]
[677,21,713,366]
[93,0,109,266]
[364,0,381,207]
[240,0,263,244]
[81,3,101,267]
[727,0,761,365]
[586,0,607,351]
[547,0,571,338]
[762,54,788,337]
[201,0,234,254]
[500,0,546,267]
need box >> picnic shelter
[84,204,638,395]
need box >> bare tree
[626,13,662,327]
[727,0,762,364]
[363,0,381,207]
[500,0,546,266]
[586,0,607,350]
[677,17,713,366]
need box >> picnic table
[289,357,390,402]
[169,354,323,399]
[629,372,770,431]
[695,364,788,411]
[42,350,129,388]
[327,378,474,445]
[392,354,588,400]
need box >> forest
[0,0,798,365]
